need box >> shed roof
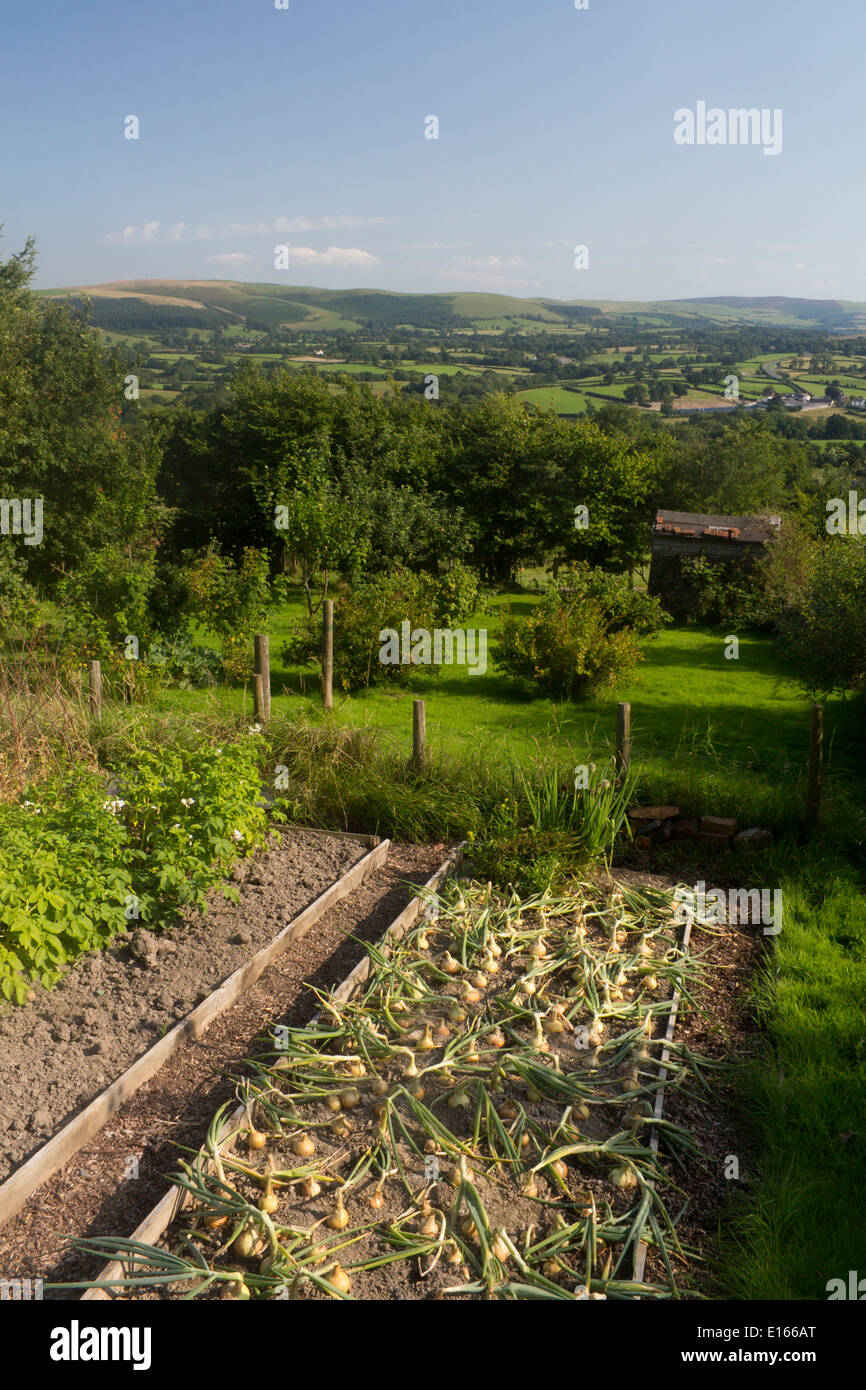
[652,510,780,544]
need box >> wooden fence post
[806,703,823,828]
[322,600,334,711]
[253,674,266,724]
[254,635,270,724]
[88,660,102,722]
[616,701,631,783]
[413,699,426,771]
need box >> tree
[0,229,162,623]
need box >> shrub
[283,564,482,691]
[496,564,668,700]
[182,545,272,680]
[778,537,866,696]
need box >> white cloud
[289,246,380,268]
[437,254,539,291]
[107,214,390,245]
[449,255,526,271]
[208,252,254,267]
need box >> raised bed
[69,864,716,1302]
[0,829,389,1234]
[80,844,464,1299]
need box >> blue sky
[2,0,864,301]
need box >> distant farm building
[648,510,780,617]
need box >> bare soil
[0,828,365,1180]
[0,836,446,1297]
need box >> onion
[448,1088,471,1108]
[440,952,460,975]
[325,1264,351,1295]
[572,1101,591,1120]
[526,1084,542,1103]
[491,1231,510,1262]
[369,1184,385,1211]
[520,976,537,997]
[327,1190,350,1230]
[418,1213,439,1238]
[417,1023,436,1052]
[529,937,548,959]
[416,930,430,950]
[496,1099,518,1121]
[459,982,482,1003]
[246,1128,267,1151]
[522,1174,539,1198]
[445,1240,463,1264]
[292,1134,316,1158]
[448,1003,467,1024]
[330,1115,351,1137]
[369,1076,389,1096]
[231,1280,252,1299]
[259,1178,280,1214]
[487,1027,506,1049]
[458,1216,477,1239]
[611,1163,638,1189]
[233,1228,256,1258]
[548,1158,568,1181]
[339,1087,360,1109]
[470,971,487,988]
[326,1094,341,1112]
[641,974,659,991]
[301,1177,321,1199]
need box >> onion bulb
[327,1189,350,1230]
[233,1227,257,1259]
[470,971,487,988]
[330,1115,351,1137]
[458,1216,477,1239]
[301,1176,321,1199]
[339,1087,360,1109]
[246,1128,267,1151]
[325,1264,351,1295]
[448,1088,471,1108]
[369,1184,385,1211]
[491,1231,510,1262]
[440,951,460,975]
[487,1027,506,1049]
[292,1134,316,1158]
[548,1158,568,1182]
[611,1163,638,1189]
[496,1099,519,1121]
[417,1022,435,1052]
[522,1174,539,1198]
[448,1003,467,1024]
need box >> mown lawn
[177,587,863,831]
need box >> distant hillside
[35,280,866,334]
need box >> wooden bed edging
[81,843,465,1300]
[631,911,695,1287]
[0,834,390,1235]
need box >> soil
[0,828,367,1181]
[0,844,765,1302]
[106,873,718,1301]
[0,836,446,1297]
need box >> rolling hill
[35,281,866,334]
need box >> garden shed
[648,509,780,616]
